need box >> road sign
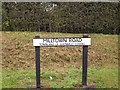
[33,37,91,46]
[33,34,91,88]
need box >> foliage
[2,2,119,34]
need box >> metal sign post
[33,34,91,88]
[34,35,40,88]
[82,34,89,86]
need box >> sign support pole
[82,34,89,86]
[33,34,91,88]
[34,35,40,88]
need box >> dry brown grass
[2,31,118,70]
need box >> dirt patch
[73,84,95,88]
[2,32,118,70]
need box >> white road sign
[33,37,91,46]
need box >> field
[1,31,119,88]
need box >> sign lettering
[33,37,91,46]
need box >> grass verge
[2,31,118,88]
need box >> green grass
[2,67,118,88]
[2,68,36,88]
[1,31,118,88]
[41,67,118,88]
